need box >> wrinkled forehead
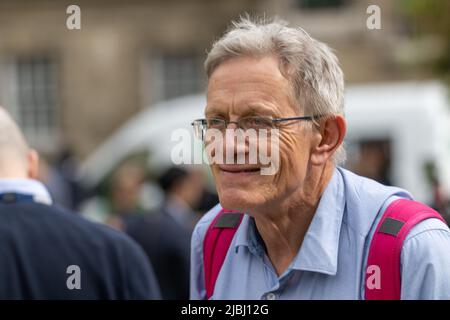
[206,56,296,116]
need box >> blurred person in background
[80,160,153,230]
[425,161,450,223]
[37,155,75,210]
[37,155,72,210]
[127,166,205,299]
[105,161,147,230]
[0,106,160,299]
[53,148,86,211]
[350,140,392,186]
[156,166,205,231]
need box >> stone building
[0,0,427,159]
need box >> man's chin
[218,189,259,212]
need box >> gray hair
[205,16,346,164]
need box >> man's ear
[27,149,40,179]
[310,115,346,165]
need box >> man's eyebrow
[205,104,277,117]
[204,106,225,117]
[243,104,275,116]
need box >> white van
[80,81,450,206]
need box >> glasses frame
[191,115,323,140]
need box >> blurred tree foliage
[400,0,450,84]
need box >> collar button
[266,292,277,300]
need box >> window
[144,51,205,104]
[296,0,346,10]
[12,55,59,138]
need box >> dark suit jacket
[126,205,193,300]
[0,202,161,299]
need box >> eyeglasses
[191,115,322,140]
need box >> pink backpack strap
[203,209,244,299]
[365,198,447,300]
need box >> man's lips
[218,164,261,173]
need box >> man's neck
[0,170,28,179]
[252,163,335,276]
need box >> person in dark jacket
[0,106,161,299]
[127,166,204,299]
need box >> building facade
[0,0,427,159]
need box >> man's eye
[246,118,270,128]
[207,119,224,127]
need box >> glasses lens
[206,118,225,130]
[192,120,205,139]
[241,117,273,130]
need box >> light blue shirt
[190,167,450,300]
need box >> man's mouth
[218,164,261,174]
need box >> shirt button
[266,292,277,300]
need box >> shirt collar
[234,167,345,275]
[0,178,53,205]
[291,168,345,275]
[234,214,252,248]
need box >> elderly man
[190,17,450,300]
[0,106,160,299]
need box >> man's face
[205,55,315,212]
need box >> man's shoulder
[337,167,408,196]
[400,217,450,299]
[336,167,413,236]
[56,205,144,252]
[47,205,160,299]
[4,202,142,252]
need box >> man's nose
[223,127,237,154]
[226,121,239,130]
[223,126,249,163]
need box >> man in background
[127,166,204,299]
[0,106,161,299]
